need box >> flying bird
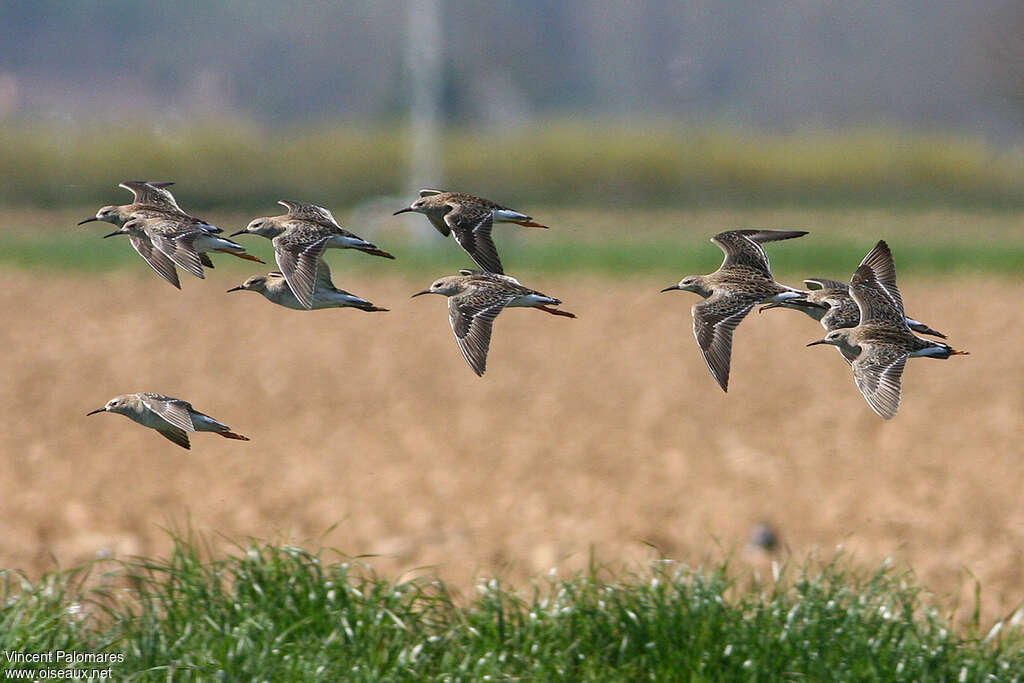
[806,241,967,419]
[412,269,574,376]
[760,277,946,363]
[227,262,387,312]
[100,219,182,288]
[661,229,808,391]
[78,181,225,268]
[232,200,394,309]
[87,392,249,450]
[105,216,262,284]
[77,181,219,231]
[394,189,549,274]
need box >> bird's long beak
[660,285,681,293]
[759,302,783,313]
[393,207,414,216]
[226,285,245,293]
[102,229,123,238]
[77,217,100,225]
[411,289,433,297]
[806,339,830,347]
[229,229,247,237]
[86,408,106,416]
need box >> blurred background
[1,2,1023,624]
[1,0,1024,208]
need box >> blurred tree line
[0,0,1020,138]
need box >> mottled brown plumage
[117,181,182,211]
[227,262,387,312]
[412,270,574,376]
[102,219,182,289]
[760,277,946,363]
[807,241,967,419]
[394,189,549,274]
[662,229,808,392]
[232,200,394,309]
[109,216,262,283]
[87,392,249,450]
[78,181,220,244]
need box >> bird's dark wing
[447,290,514,376]
[140,395,196,432]
[852,348,907,420]
[119,181,181,211]
[712,229,807,275]
[691,293,756,392]
[274,234,330,309]
[278,200,341,227]
[446,205,503,274]
[156,427,191,449]
[146,223,207,279]
[127,234,181,289]
[850,241,905,324]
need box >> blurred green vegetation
[2,120,1024,209]
[3,229,1021,277]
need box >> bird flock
[81,181,966,448]
[660,230,967,419]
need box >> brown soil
[1,269,1021,622]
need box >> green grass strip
[1,535,1022,680]
[2,233,1021,277]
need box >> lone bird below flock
[661,229,808,392]
[87,393,249,450]
[806,241,967,419]
[394,189,549,274]
[232,200,394,309]
[227,261,387,312]
[413,270,575,377]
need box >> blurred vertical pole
[406,0,443,200]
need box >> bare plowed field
[2,269,1021,620]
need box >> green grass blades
[1,536,1022,680]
